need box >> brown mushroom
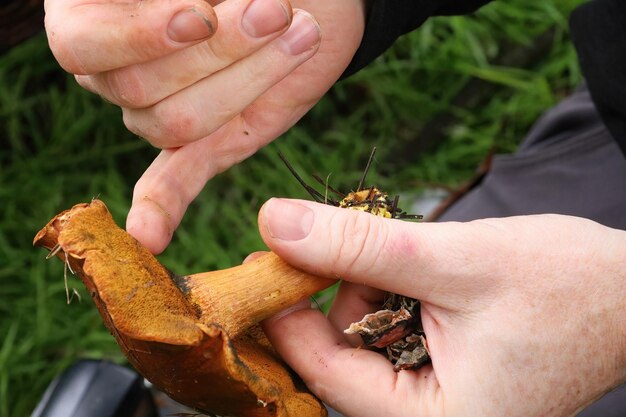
[33,200,336,417]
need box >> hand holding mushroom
[34,198,626,417]
[34,200,337,416]
[259,198,626,417]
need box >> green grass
[0,1,585,415]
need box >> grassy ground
[0,1,585,415]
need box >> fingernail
[280,11,320,55]
[263,198,313,241]
[168,8,215,43]
[242,0,290,38]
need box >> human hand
[258,199,626,417]
[45,0,367,254]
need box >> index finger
[45,0,217,74]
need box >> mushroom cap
[34,200,326,417]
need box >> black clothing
[344,0,626,156]
[570,0,626,156]
[344,0,490,77]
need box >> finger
[45,0,217,74]
[124,86,319,253]
[327,282,386,346]
[125,20,322,254]
[242,250,269,264]
[124,102,290,253]
[257,198,514,306]
[125,135,220,254]
[80,0,293,108]
[126,115,268,253]
[262,305,440,417]
[122,9,321,148]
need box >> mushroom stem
[181,253,336,337]
[33,200,332,417]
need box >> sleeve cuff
[342,0,492,78]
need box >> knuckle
[45,19,87,74]
[152,101,201,145]
[123,101,202,148]
[105,67,151,108]
[121,109,144,139]
[330,211,383,278]
[197,40,232,69]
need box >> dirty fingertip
[126,203,173,254]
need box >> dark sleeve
[570,0,626,156]
[342,0,493,78]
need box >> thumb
[258,198,509,306]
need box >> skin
[44,0,367,254]
[258,198,626,417]
[44,1,626,415]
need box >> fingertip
[242,251,269,264]
[167,6,217,43]
[241,0,291,39]
[279,9,321,56]
[126,201,174,254]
